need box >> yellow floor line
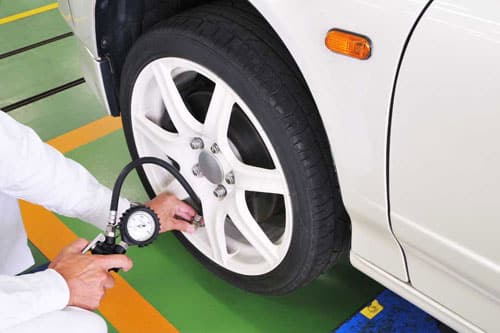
[47,116,122,153]
[20,116,179,333]
[0,3,59,25]
[21,202,178,333]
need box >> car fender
[58,0,99,57]
[247,0,432,280]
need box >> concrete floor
[0,2,383,332]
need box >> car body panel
[390,1,500,331]
[240,0,434,281]
[58,0,111,113]
[78,43,113,115]
[351,254,483,333]
[59,0,98,57]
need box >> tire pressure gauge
[81,156,202,262]
[120,205,160,247]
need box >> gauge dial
[120,206,160,246]
[127,211,156,241]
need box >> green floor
[0,0,55,17]
[1,5,382,332]
[0,9,70,54]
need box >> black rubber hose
[110,156,202,215]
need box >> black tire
[119,1,350,295]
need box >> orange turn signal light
[325,29,372,60]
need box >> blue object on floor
[333,289,454,333]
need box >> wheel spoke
[132,58,294,275]
[203,199,229,265]
[132,112,187,163]
[203,81,235,143]
[227,190,280,267]
[151,61,203,136]
[233,162,287,195]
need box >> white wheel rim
[130,57,292,275]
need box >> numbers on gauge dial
[120,206,160,246]
[126,211,156,242]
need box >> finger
[96,254,133,272]
[103,273,115,289]
[175,201,197,219]
[173,219,196,234]
[64,238,89,254]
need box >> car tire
[119,1,350,295]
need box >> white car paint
[391,1,500,331]
[78,43,113,115]
[58,1,112,114]
[58,0,500,331]
[60,0,98,56]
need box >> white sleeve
[0,112,130,230]
[0,269,69,330]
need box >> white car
[58,1,500,332]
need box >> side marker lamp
[325,29,372,60]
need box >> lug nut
[190,137,204,150]
[225,171,235,185]
[192,164,202,177]
[192,214,205,228]
[210,143,220,154]
[213,185,227,199]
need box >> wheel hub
[198,150,224,184]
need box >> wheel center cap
[198,151,224,184]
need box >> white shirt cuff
[34,269,70,311]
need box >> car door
[389,1,500,332]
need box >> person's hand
[48,238,133,310]
[145,192,198,233]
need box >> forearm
[0,112,130,230]
[0,269,69,330]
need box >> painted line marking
[0,3,59,25]
[2,78,85,112]
[20,116,179,332]
[0,32,74,61]
[360,299,384,319]
[47,116,122,153]
[21,202,178,333]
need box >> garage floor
[2,2,392,332]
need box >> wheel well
[94,0,307,113]
[95,0,207,101]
